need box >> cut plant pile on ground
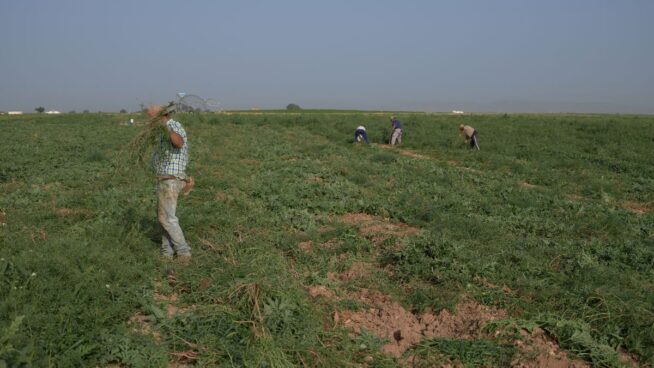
[338,213,419,246]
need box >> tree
[83,110,89,113]
[286,103,301,111]
[119,109,127,113]
[35,106,45,113]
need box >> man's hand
[182,176,195,195]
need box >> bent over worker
[354,125,369,144]
[459,124,480,150]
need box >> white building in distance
[8,111,23,115]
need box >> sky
[2,0,653,113]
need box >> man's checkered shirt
[152,119,189,178]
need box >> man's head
[390,116,396,122]
[146,104,166,119]
[459,124,464,131]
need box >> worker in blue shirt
[390,116,403,145]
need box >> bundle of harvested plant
[124,102,175,168]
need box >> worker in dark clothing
[354,125,369,144]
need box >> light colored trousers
[391,128,403,145]
[157,179,191,256]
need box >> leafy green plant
[0,316,33,367]
[410,338,515,367]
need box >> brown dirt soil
[237,158,259,166]
[306,285,339,300]
[338,289,507,357]
[214,191,228,202]
[306,175,325,183]
[328,261,371,282]
[374,144,429,159]
[618,349,641,368]
[445,160,481,173]
[54,207,92,218]
[28,227,48,241]
[399,150,429,160]
[565,194,586,201]
[334,288,593,367]
[421,300,509,340]
[128,312,161,341]
[338,289,422,357]
[458,166,482,174]
[319,238,343,249]
[474,276,515,295]
[298,240,313,253]
[510,328,590,368]
[339,213,418,245]
[519,181,540,189]
[622,201,652,215]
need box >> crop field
[1,111,652,367]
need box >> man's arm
[169,130,185,148]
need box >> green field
[1,111,652,367]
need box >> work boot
[177,254,192,265]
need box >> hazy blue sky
[2,0,653,113]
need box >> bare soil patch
[519,181,541,189]
[622,201,652,215]
[328,261,371,282]
[319,238,343,250]
[458,166,482,174]
[54,207,92,218]
[306,285,339,300]
[237,158,259,166]
[298,240,313,253]
[374,144,429,160]
[510,328,590,368]
[399,150,429,160]
[128,312,161,342]
[306,175,325,183]
[338,289,507,357]
[325,287,592,367]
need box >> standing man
[354,125,369,144]
[459,124,480,150]
[390,116,403,145]
[148,104,193,262]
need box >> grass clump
[410,338,515,367]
